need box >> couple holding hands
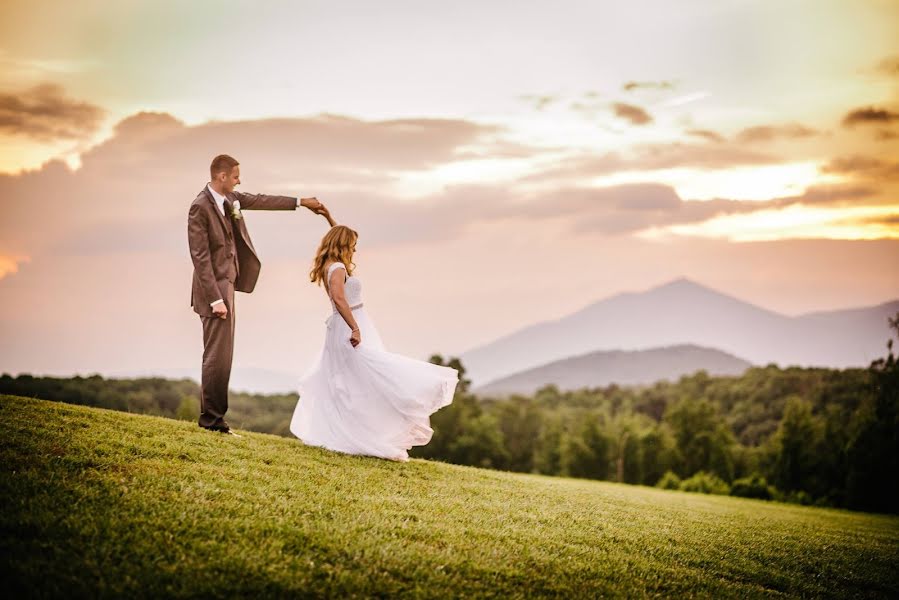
[188,154,458,461]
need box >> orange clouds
[0,108,897,384]
[611,102,653,126]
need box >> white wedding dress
[290,261,459,462]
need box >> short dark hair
[210,154,239,179]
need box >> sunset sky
[2,0,898,386]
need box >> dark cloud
[735,123,819,143]
[685,129,725,143]
[622,81,675,92]
[611,102,653,125]
[0,83,105,141]
[820,155,899,181]
[842,106,899,128]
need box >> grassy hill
[2,395,897,598]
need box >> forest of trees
[3,313,897,515]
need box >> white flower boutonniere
[231,200,242,220]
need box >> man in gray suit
[187,154,333,434]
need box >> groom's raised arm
[232,191,327,215]
[231,190,298,211]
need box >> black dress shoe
[201,423,243,437]
[201,424,231,433]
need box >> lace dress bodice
[326,262,362,312]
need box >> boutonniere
[230,200,242,220]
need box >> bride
[290,223,459,462]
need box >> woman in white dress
[290,225,459,462]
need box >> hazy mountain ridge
[462,277,899,386]
[474,343,753,396]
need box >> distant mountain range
[461,278,899,388]
[473,344,753,397]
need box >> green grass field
[2,395,897,598]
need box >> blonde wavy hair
[309,225,358,286]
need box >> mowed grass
[1,396,897,599]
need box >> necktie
[221,199,239,279]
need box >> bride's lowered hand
[328,266,361,348]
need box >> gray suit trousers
[198,279,236,429]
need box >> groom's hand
[212,303,228,320]
[300,197,323,212]
[300,197,335,225]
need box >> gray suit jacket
[188,186,298,316]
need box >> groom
[188,154,330,434]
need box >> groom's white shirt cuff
[210,299,224,307]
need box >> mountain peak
[461,275,894,386]
[653,276,709,291]
[642,277,773,312]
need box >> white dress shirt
[206,183,227,217]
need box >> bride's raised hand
[320,206,336,227]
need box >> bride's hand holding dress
[325,263,361,348]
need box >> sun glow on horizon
[637,204,899,242]
[0,255,30,280]
[580,162,841,203]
